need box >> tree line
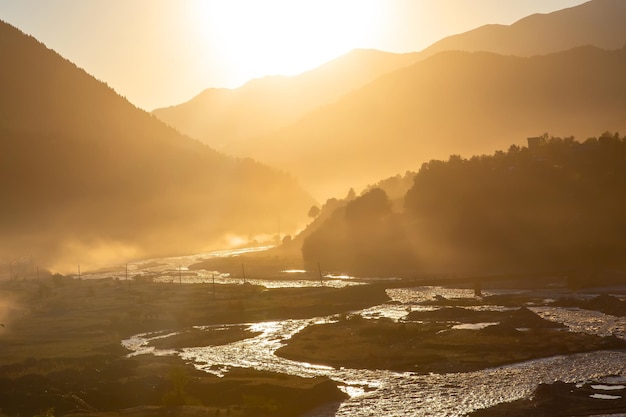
[302,132,626,283]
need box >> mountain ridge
[152,48,420,152]
[246,45,626,198]
[0,20,313,271]
[151,0,626,201]
[420,0,626,58]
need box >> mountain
[0,21,314,271]
[151,0,626,200]
[420,0,626,58]
[151,49,419,152]
[247,45,626,198]
[301,134,626,278]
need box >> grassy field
[0,276,388,417]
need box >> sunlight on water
[81,246,366,288]
[81,247,257,280]
[170,269,364,288]
[122,285,626,416]
[325,274,354,280]
[590,393,622,400]
[338,385,367,397]
[591,384,626,390]
[121,331,178,357]
[358,286,515,321]
[387,286,488,303]
[452,322,499,330]
[359,304,435,321]
[532,307,626,339]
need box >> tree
[345,188,391,224]
[307,205,320,219]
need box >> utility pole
[212,272,216,299]
[126,264,130,303]
[318,261,323,286]
[241,263,247,284]
[178,265,182,284]
[77,264,81,280]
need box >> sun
[190,0,381,85]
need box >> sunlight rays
[189,0,382,85]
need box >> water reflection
[123,285,626,416]
[452,322,499,330]
[589,393,621,400]
[82,247,364,288]
[532,307,626,339]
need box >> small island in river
[276,306,625,374]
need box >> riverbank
[0,277,384,416]
[1,272,625,416]
[0,353,346,417]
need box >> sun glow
[190,0,381,86]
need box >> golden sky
[0,0,588,110]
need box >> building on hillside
[527,136,545,151]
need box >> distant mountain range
[247,45,626,197]
[0,21,313,270]
[152,49,420,152]
[3,0,626,269]
[153,0,626,199]
[419,0,626,58]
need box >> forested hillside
[247,46,626,199]
[0,21,313,270]
[302,133,626,283]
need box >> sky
[0,0,588,110]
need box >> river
[95,248,626,416]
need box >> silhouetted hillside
[420,0,626,58]
[249,45,626,198]
[151,0,626,202]
[0,21,314,271]
[152,49,419,152]
[302,133,626,281]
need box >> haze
[2,1,626,416]
[0,0,587,110]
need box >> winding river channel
[91,249,626,416]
